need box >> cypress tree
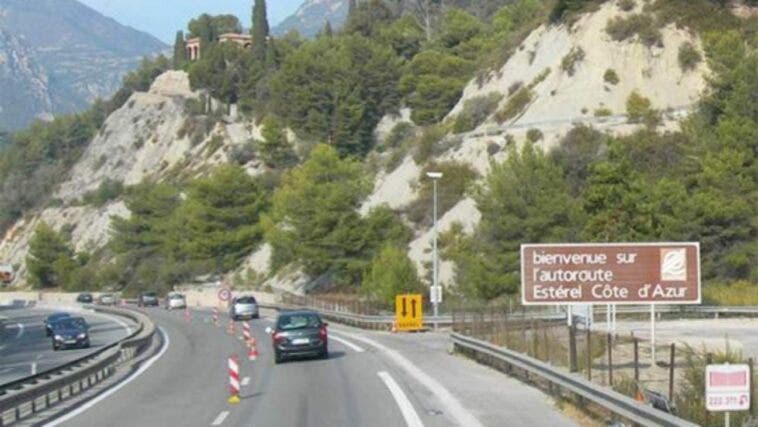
[251,0,270,62]
[173,30,186,68]
[323,20,333,37]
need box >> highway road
[52,307,576,427]
[0,304,135,387]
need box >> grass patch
[412,123,450,164]
[204,135,224,158]
[626,90,659,126]
[494,87,532,124]
[605,14,662,47]
[704,281,758,305]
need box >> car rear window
[236,296,256,304]
[169,294,184,300]
[144,293,157,298]
[277,313,321,331]
[52,318,86,330]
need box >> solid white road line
[377,371,424,427]
[329,334,365,353]
[211,411,229,426]
[334,331,483,427]
[31,362,37,375]
[241,377,250,386]
[44,327,171,427]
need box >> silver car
[166,293,187,310]
[230,295,259,320]
[98,293,116,305]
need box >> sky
[77,0,304,44]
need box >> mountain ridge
[0,0,167,130]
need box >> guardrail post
[607,333,613,387]
[668,343,675,402]
[586,328,592,381]
[634,337,639,383]
[568,324,577,372]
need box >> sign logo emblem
[660,248,687,281]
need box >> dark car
[267,311,328,364]
[44,312,71,337]
[230,295,259,320]
[76,293,93,303]
[50,317,90,350]
[138,292,159,307]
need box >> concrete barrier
[0,290,277,309]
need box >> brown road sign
[395,294,423,331]
[521,242,700,305]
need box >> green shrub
[361,245,423,309]
[560,47,585,76]
[229,140,258,165]
[625,90,659,126]
[494,87,532,123]
[452,93,503,133]
[413,123,449,163]
[81,179,124,207]
[383,122,416,151]
[594,107,613,117]
[618,0,635,12]
[605,14,662,47]
[526,128,543,142]
[205,135,224,157]
[678,42,702,72]
[604,69,620,85]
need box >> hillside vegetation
[1,0,757,303]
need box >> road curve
[52,307,574,427]
[0,305,135,387]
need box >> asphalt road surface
[53,307,575,427]
[0,304,135,386]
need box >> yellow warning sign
[395,294,423,331]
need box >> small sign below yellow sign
[395,294,423,331]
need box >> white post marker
[706,363,750,427]
[566,305,572,327]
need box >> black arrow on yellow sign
[401,297,407,317]
[411,298,417,318]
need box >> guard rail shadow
[0,305,156,426]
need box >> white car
[166,293,187,310]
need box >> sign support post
[650,304,656,363]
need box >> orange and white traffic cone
[228,355,240,404]
[183,308,191,323]
[391,321,398,333]
[247,344,258,361]
[212,308,219,326]
[241,321,251,342]
[227,320,235,336]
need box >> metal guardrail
[451,332,698,427]
[0,305,156,426]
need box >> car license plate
[65,340,77,344]
[292,338,309,345]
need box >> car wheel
[274,351,283,364]
[52,343,59,351]
[83,341,91,349]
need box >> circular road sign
[218,287,232,302]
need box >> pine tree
[251,0,270,62]
[174,30,187,70]
[323,20,333,37]
[173,30,187,69]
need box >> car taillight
[318,325,327,339]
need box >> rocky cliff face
[0,0,166,130]
[273,0,348,38]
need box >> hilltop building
[186,33,253,61]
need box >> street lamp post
[426,171,443,330]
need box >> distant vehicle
[75,293,93,304]
[230,295,259,320]
[98,293,116,306]
[44,312,71,337]
[0,264,14,284]
[138,292,159,307]
[165,293,187,310]
[266,310,328,364]
[50,317,90,350]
